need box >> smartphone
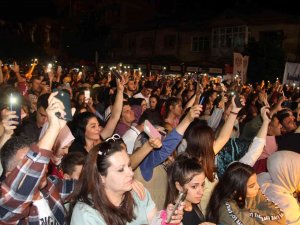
[214,93,222,106]
[84,90,90,103]
[111,70,122,80]
[166,190,187,223]
[9,93,21,124]
[47,63,52,73]
[199,95,205,105]
[53,89,73,121]
[281,100,292,108]
[144,120,162,140]
[231,91,243,108]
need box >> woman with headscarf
[40,123,75,178]
[258,151,300,225]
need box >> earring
[238,196,242,201]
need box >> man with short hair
[27,76,42,113]
[253,113,297,173]
[114,102,136,136]
[16,93,50,142]
[277,108,297,134]
[133,81,153,107]
[61,152,85,180]
[273,108,300,152]
[124,78,137,99]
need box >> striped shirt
[0,144,75,225]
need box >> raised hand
[187,104,203,121]
[1,109,19,136]
[148,137,162,149]
[260,106,271,122]
[10,61,20,74]
[165,201,185,224]
[116,75,125,92]
[231,95,245,112]
[47,92,67,131]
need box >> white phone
[84,90,90,103]
[144,120,162,140]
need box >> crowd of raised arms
[0,59,299,225]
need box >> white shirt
[33,193,58,224]
[122,126,141,154]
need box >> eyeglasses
[98,134,121,156]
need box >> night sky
[0,0,299,22]
[0,0,59,21]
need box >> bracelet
[230,111,239,115]
[160,210,179,225]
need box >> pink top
[258,136,278,160]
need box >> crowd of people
[0,59,299,225]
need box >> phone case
[111,70,122,80]
[166,191,187,223]
[9,93,21,124]
[144,120,162,139]
[84,90,90,103]
[234,95,243,108]
[199,96,205,105]
[53,89,73,121]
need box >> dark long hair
[206,162,255,223]
[164,97,181,119]
[164,153,204,208]
[185,125,216,182]
[69,139,135,225]
[71,111,99,146]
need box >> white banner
[283,62,300,85]
[233,52,249,83]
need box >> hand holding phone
[166,190,187,223]
[144,120,162,140]
[111,70,122,80]
[52,89,72,121]
[1,109,19,134]
[8,93,21,124]
[84,90,90,103]
[199,95,205,105]
[47,63,52,73]
[231,92,243,108]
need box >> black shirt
[182,205,205,225]
[276,132,300,153]
[68,140,88,156]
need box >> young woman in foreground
[206,162,286,225]
[165,153,216,225]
